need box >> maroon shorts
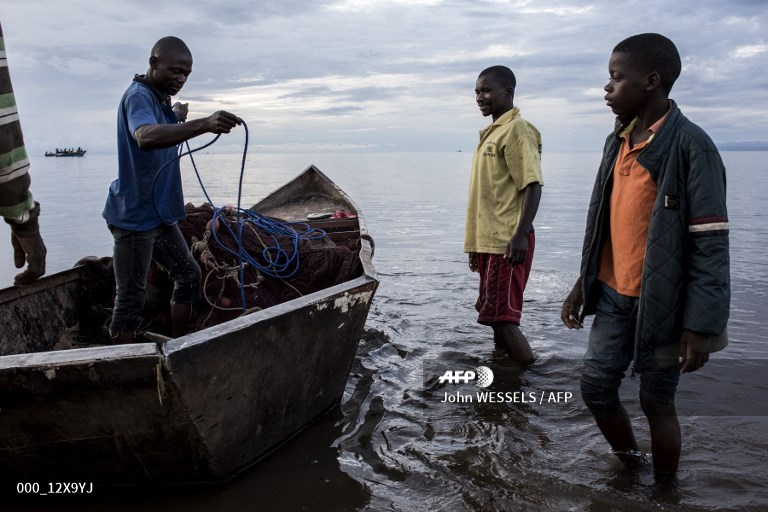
[475,232,535,325]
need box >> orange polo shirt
[598,108,670,297]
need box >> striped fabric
[688,216,729,237]
[0,21,35,221]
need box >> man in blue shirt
[103,36,240,344]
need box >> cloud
[401,44,533,65]
[310,106,365,115]
[327,0,442,12]
[1,0,767,154]
[731,44,768,58]
[46,57,113,77]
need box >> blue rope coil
[152,120,326,311]
[206,207,326,280]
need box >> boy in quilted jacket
[561,34,729,479]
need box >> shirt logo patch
[482,143,497,158]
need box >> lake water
[3,150,766,511]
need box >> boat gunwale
[0,268,80,302]
[163,273,376,354]
[0,343,160,371]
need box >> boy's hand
[561,278,584,329]
[468,253,478,273]
[679,330,710,374]
[505,232,528,267]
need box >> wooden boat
[44,148,86,157]
[0,165,377,485]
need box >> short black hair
[613,33,681,94]
[151,36,191,59]
[479,65,516,89]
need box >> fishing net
[179,203,362,331]
[76,203,363,340]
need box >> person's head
[604,33,681,116]
[475,65,516,121]
[147,36,193,97]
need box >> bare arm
[135,110,241,150]
[505,182,542,266]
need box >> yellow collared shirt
[464,107,544,254]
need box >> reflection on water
[2,152,766,510]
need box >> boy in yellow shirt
[465,65,543,365]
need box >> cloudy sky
[2,0,767,154]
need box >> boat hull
[0,165,377,484]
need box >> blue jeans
[109,223,201,334]
[581,282,681,419]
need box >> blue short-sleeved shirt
[102,80,184,230]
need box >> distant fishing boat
[44,147,86,157]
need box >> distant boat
[45,148,86,157]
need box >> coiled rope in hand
[152,120,326,311]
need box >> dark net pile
[179,204,362,331]
[75,204,362,341]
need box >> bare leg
[492,322,534,365]
[594,406,640,464]
[640,394,681,477]
[171,303,192,338]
